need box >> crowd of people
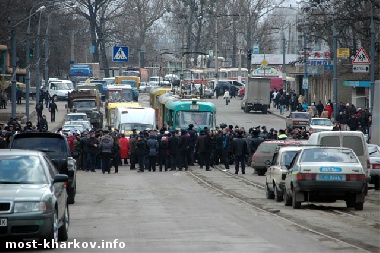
[271,88,372,137]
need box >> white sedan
[307,118,333,133]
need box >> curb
[267,110,286,120]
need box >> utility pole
[35,11,43,104]
[11,29,17,119]
[369,0,375,113]
[282,30,286,92]
[333,26,338,121]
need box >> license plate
[318,174,344,181]
[0,218,7,226]
[190,105,199,110]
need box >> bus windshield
[175,111,214,129]
[119,123,153,132]
[107,90,133,102]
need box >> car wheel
[68,183,76,204]
[257,169,265,176]
[374,180,380,190]
[354,202,364,211]
[292,189,301,209]
[346,197,355,208]
[284,189,292,206]
[58,205,69,241]
[274,184,283,202]
[45,210,59,243]
[265,183,274,199]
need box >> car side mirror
[53,174,68,184]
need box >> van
[308,131,369,176]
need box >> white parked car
[284,147,367,210]
[62,124,84,135]
[265,146,303,202]
[307,118,334,133]
[64,120,92,131]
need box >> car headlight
[14,202,46,213]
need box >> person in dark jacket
[136,135,147,172]
[168,131,179,171]
[187,124,197,166]
[112,136,121,173]
[232,130,248,174]
[158,132,169,171]
[100,131,113,174]
[49,100,58,122]
[177,129,189,171]
[348,114,359,131]
[316,100,324,117]
[196,129,212,171]
[86,132,99,172]
[146,133,159,172]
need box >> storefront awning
[343,81,370,87]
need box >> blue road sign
[113,46,129,62]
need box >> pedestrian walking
[49,100,58,122]
[158,131,169,171]
[223,89,230,105]
[35,101,43,123]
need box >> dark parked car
[10,132,78,204]
[0,150,69,244]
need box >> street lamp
[35,9,45,106]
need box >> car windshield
[300,148,359,163]
[12,137,67,156]
[51,82,69,90]
[311,119,333,126]
[293,113,310,119]
[175,111,214,129]
[368,145,380,157]
[257,143,284,153]
[107,90,133,102]
[119,123,153,132]
[280,150,299,166]
[66,114,87,121]
[0,155,47,184]
[72,101,96,108]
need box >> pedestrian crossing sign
[352,47,370,64]
[113,46,129,62]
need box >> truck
[69,63,101,85]
[66,89,103,129]
[241,77,271,114]
[115,76,139,101]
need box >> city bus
[157,93,180,129]
[164,99,216,132]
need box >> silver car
[367,144,380,190]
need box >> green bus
[164,99,216,132]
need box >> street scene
[0,0,379,252]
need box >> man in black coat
[232,130,248,174]
[177,129,189,171]
[196,129,212,171]
[168,131,179,171]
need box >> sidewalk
[0,99,67,132]
[267,106,287,120]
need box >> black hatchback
[10,132,77,204]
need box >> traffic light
[29,49,34,58]
[247,49,252,61]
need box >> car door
[267,152,278,189]
[44,156,65,219]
